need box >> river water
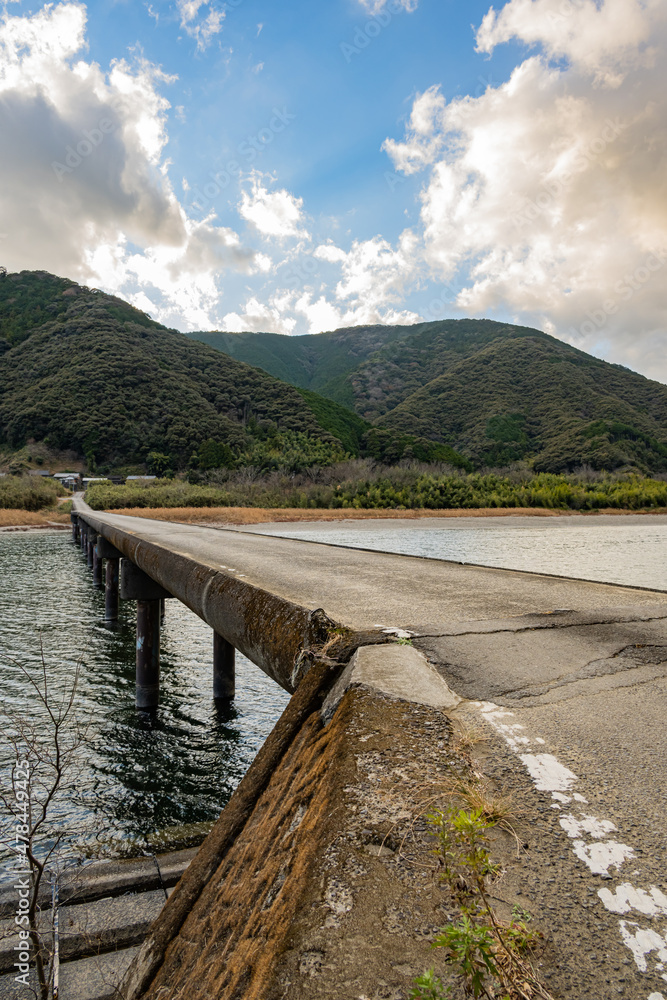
[0,530,289,879]
[245,514,667,591]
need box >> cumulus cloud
[223,232,421,334]
[0,2,257,329]
[221,292,298,335]
[384,0,667,381]
[177,0,224,52]
[314,231,420,309]
[476,0,660,86]
[238,175,308,239]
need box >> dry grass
[97,505,660,526]
[4,503,662,529]
[0,510,71,528]
[447,777,515,825]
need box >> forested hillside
[191,319,667,474]
[187,323,420,410]
[0,272,467,473]
[0,273,363,471]
[4,270,666,476]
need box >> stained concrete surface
[321,643,462,721]
[0,947,140,1000]
[125,688,542,1000]
[0,850,195,998]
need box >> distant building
[28,469,52,477]
[54,472,82,490]
[54,471,82,486]
[126,475,157,481]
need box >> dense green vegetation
[379,336,667,473]
[0,475,68,510]
[0,270,78,350]
[186,323,416,406]
[0,275,363,472]
[192,318,667,475]
[0,271,471,474]
[86,464,667,513]
[4,270,667,477]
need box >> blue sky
[1,0,666,381]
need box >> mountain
[187,320,667,474]
[186,324,420,411]
[4,271,665,475]
[0,271,368,472]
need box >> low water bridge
[70,500,667,1000]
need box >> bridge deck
[73,509,667,630]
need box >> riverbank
[5,505,667,529]
[0,508,71,529]
[89,504,667,526]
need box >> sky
[0,0,666,382]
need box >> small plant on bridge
[412,805,554,1000]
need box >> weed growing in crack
[413,805,555,1000]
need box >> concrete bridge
[70,501,667,1000]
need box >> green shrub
[85,467,667,512]
[0,475,68,510]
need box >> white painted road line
[474,700,667,998]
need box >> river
[243,513,667,591]
[0,529,289,878]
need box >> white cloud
[477,0,660,86]
[238,175,307,239]
[87,218,257,330]
[177,0,224,52]
[223,284,420,336]
[315,231,420,308]
[358,0,418,13]
[382,85,448,175]
[223,231,422,334]
[221,292,298,335]
[383,0,667,381]
[0,2,258,330]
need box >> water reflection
[0,531,289,873]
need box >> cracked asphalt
[88,512,667,998]
[416,610,667,998]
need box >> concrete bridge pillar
[213,632,235,700]
[87,531,97,570]
[80,523,87,552]
[71,513,79,543]
[97,537,122,621]
[120,561,172,710]
[92,544,103,589]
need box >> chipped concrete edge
[321,644,462,724]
